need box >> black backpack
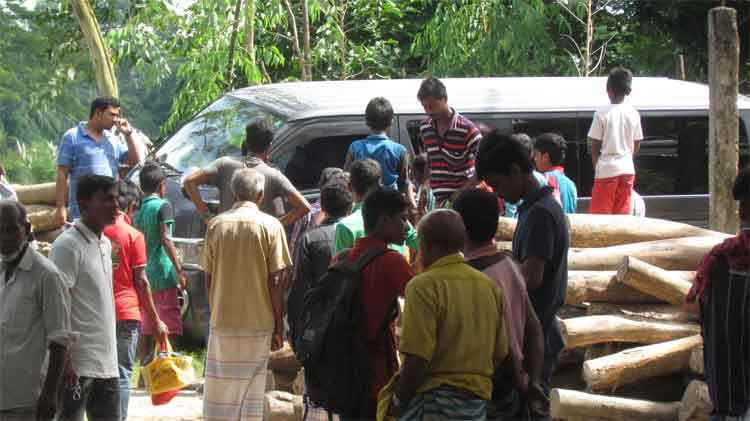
[292,246,392,417]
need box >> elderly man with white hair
[201,168,292,421]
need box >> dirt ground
[128,389,203,420]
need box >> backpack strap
[352,245,391,272]
[467,251,509,272]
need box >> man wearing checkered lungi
[201,168,292,420]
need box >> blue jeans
[116,320,140,420]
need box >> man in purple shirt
[55,96,143,223]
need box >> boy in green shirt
[334,158,418,259]
[134,162,186,359]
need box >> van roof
[230,77,750,121]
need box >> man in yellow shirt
[201,168,292,420]
[391,209,509,419]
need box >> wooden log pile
[495,214,722,420]
[12,182,63,235]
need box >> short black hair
[365,97,394,132]
[412,153,429,174]
[0,199,28,228]
[320,182,353,219]
[534,133,567,166]
[90,96,120,118]
[476,130,535,179]
[139,161,165,193]
[607,66,633,97]
[453,188,499,244]
[362,186,408,234]
[417,77,447,101]
[116,180,143,211]
[733,167,750,200]
[318,167,346,189]
[77,174,117,204]
[244,119,275,154]
[349,159,382,197]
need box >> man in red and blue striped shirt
[417,77,483,205]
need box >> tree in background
[70,0,118,96]
[4,0,750,184]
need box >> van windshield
[156,95,286,173]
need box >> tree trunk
[339,0,348,79]
[301,0,312,81]
[244,0,256,63]
[268,342,300,372]
[584,342,635,362]
[568,236,724,271]
[225,0,245,88]
[582,335,702,390]
[264,391,303,421]
[566,271,663,306]
[70,0,118,97]
[27,205,63,233]
[496,215,726,248]
[689,346,704,377]
[679,380,713,421]
[12,182,57,205]
[584,0,593,75]
[708,7,740,234]
[560,315,700,349]
[282,0,306,81]
[616,256,695,305]
[550,388,681,420]
[586,303,694,324]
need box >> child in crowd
[504,134,549,219]
[409,153,435,224]
[135,162,186,361]
[533,133,578,213]
[588,66,643,214]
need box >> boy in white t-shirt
[587,67,644,214]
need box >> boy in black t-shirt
[476,130,570,419]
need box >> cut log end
[551,388,681,420]
[678,380,712,421]
[582,335,702,391]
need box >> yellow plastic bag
[142,338,195,396]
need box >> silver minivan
[143,77,750,341]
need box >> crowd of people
[1,67,747,421]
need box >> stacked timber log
[11,182,62,237]
[496,214,726,421]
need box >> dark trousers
[59,377,120,421]
[339,398,377,421]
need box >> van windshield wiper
[157,159,183,177]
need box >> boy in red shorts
[588,67,643,214]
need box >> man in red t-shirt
[340,186,414,420]
[103,181,167,419]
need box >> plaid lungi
[203,328,272,420]
[399,387,487,420]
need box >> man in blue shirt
[55,96,143,223]
[344,97,409,193]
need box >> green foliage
[412,0,576,77]
[3,0,749,187]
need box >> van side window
[406,120,424,154]
[579,116,747,197]
[283,134,365,190]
